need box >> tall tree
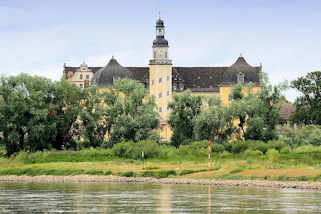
[0,74,56,155]
[104,79,159,144]
[230,78,287,141]
[79,86,106,147]
[194,98,234,143]
[291,71,321,125]
[168,90,202,147]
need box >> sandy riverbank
[1,175,321,190]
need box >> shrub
[283,125,321,147]
[246,141,268,154]
[244,149,263,157]
[294,145,321,153]
[100,141,113,149]
[112,141,139,159]
[220,151,231,158]
[141,170,176,178]
[275,175,291,181]
[136,140,161,159]
[280,146,291,154]
[119,171,135,177]
[158,170,176,178]
[212,144,225,153]
[267,140,287,152]
[266,149,280,162]
[178,141,208,156]
[231,141,248,154]
[223,142,233,153]
[104,170,112,175]
[294,176,309,181]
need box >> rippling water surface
[0,182,320,213]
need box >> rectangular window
[167,91,170,96]
[159,78,162,83]
[152,80,154,85]
[173,85,177,90]
[80,84,83,88]
[80,74,83,80]
[159,107,162,112]
[167,75,169,81]
[86,74,89,79]
[159,92,162,98]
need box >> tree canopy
[291,71,321,125]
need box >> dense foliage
[291,71,321,125]
[168,90,202,147]
[0,74,159,156]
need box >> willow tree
[168,90,202,147]
[103,79,159,144]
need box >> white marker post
[142,151,145,169]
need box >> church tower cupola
[153,18,168,47]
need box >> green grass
[179,169,207,176]
[1,143,321,182]
[230,168,243,174]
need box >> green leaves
[105,79,159,144]
[168,90,202,147]
[291,71,321,125]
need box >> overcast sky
[1,0,320,101]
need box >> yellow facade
[220,85,261,106]
[149,64,172,120]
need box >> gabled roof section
[231,55,253,71]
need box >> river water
[0,182,320,213]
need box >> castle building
[63,18,262,141]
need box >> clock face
[157,28,164,36]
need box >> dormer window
[237,72,245,84]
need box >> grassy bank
[1,142,321,182]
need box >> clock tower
[149,18,172,122]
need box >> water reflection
[0,182,320,213]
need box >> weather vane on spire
[158,11,161,19]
